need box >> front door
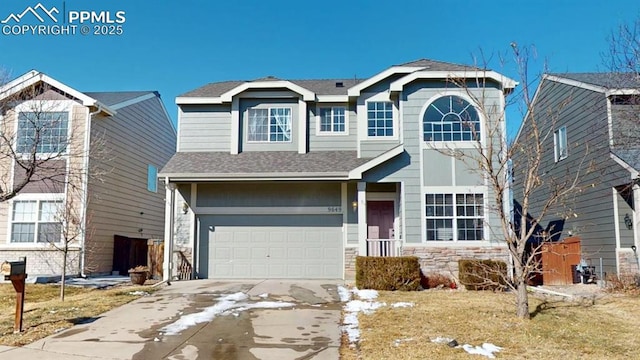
[367,201,395,256]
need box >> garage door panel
[201,214,342,279]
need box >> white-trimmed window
[17,112,69,154]
[318,107,346,134]
[425,193,484,241]
[247,107,292,142]
[367,101,394,137]
[423,95,480,142]
[554,126,568,162]
[10,199,63,243]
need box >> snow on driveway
[161,292,295,336]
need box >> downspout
[79,105,101,277]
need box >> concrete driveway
[0,279,344,360]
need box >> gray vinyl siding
[364,80,504,245]
[178,104,231,152]
[454,151,484,186]
[308,103,357,151]
[616,190,634,248]
[513,79,629,275]
[240,98,299,152]
[86,96,176,274]
[423,150,452,186]
[196,182,341,208]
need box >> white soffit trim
[544,75,606,94]
[316,95,349,102]
[389,70,518,92]
[220,80,315,102]
[610,152,639,178]
[159,174,350,182]
[110,92,156,110]
[347,66,424,97]
[0,70,115,115]
[348,144,404,179]
[606,89,640,96]
[176,96,223,105]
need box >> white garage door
[200,215,343,279]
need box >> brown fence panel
[541,237,581,285]
[147,239,164,279]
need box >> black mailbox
[1,258,26,279]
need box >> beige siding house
[0,71,176,277]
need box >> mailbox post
[1,257,27,333]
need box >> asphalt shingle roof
[179,79,364,97]
[159,151,371,178]
[613,149,640,172]
[179,58,480,98]
[395,58,483,71]
[84,91,156,106]
[551,73,640,89]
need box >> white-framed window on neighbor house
[247,107,292,142]
[423,95,480,142]
[554,126,568,162]
[318,106,347,134]
[16,111,69,154]
[367,101,394,137]
[10,198,63,244]
[147,164,158,192]
[425,193,484,241]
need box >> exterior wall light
[624,213,633,230]
[352,200,358,212]
[182,202,189,214]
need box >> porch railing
[366,239,401,257]
[173,250,193,280]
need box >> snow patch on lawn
[341,287,387,344]
[461,343,502,358]
[337,286,351,302]
[161,292,295,336]
[393,337,413,347]
[391,302,414,308]
[353,288,379,300]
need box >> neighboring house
[160,59,517,280]
[512,73,640,279]
[0,70,176,277]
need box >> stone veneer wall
[344,247,359,279]
[403,246,510,279]
[618,250,640,275]
[0,249,80,277]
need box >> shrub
[421,272,455,289]
[458,259,507,291]
[606,274,640,294]
[356,256,421,291]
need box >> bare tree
[1,72,108,296]
[433,46,591,318]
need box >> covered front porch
[355,182,403,258]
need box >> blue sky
[1,0,640,137]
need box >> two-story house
[512,73,640,279]
[0,70,176,277]
[160,59,517,280]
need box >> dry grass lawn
[341,290,640,359]
[0,283,157,346]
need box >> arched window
[423,95,480,141]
